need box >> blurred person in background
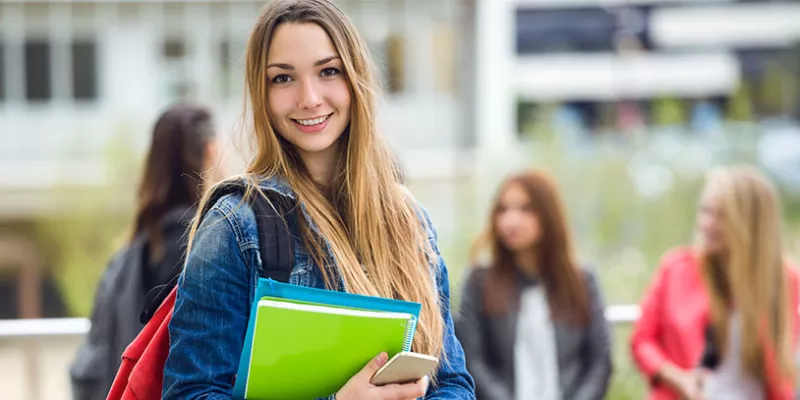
[631,165,799,400]
[696,166,799,400]
[69,103,223,400]
[456,169,612,400]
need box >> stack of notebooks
[232,278,422,400]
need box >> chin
[702,243,725,257]
[293,138,340,154]
[503,242,528,253]
[289,127,346,154]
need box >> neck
[515,247,539,278]
[300,140,342,192]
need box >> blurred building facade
[0,0,472,319]
[2,0,800,320]
[482,0,800,146]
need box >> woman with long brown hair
[456,169,612,400]
[70,103,221,400]
[160,0,475,399]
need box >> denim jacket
[162,176,476,399]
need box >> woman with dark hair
[69,103,222,400]
[130,104,221,291]
[456,169,612,400]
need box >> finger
[414,375,429,394]
[357,352,388,380]
[376,380,427,400]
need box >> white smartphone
[370,352,439,386]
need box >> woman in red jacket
[631,165,799,400]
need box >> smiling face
[266,22,352,166]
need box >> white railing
[0,317,90,337]
[0,306,651,399]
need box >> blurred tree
[33,123,140,316]
[727,82,755,121]
[759,61,792,117]
[517,99,538,138]
[651,96,686,126]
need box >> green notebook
[245,297,417,399]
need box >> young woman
[161,1,475,399]
[631,165,799,400]
[71,103,221,400]
[456,170,612,400]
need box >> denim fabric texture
[162,176,476,399]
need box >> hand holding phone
[370,352,439,386]
[335,352,433,400]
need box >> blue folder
[232,278,422,399]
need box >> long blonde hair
[188,0,443,359]
[698,165,794,382]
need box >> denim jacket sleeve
[419,207,477,399]
[162,194,259,400]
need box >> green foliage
[727,84,755,122]
[34,204,130,317]
[33,125,142,317]
[651,97,687,126]
[760,62,788,116]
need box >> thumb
[361,352,389,376]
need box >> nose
[298,78,323,110]
[699,212,716,231]
[497,211,519,230]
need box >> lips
[292,113,332,126]
[291,113,333,133]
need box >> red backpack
[106,182,296,399]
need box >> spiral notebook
[232,278,422,400]
[244,297,417,399]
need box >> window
[386,35,405,94]
[161,38,192,100]
[72,40,97,100]
[0,41,5,102]
[737,49,800,118]
[431,24,456,95]
[218,39,245,99]
[516,8,619,54]
[25,40,51,101]
[163,39,186,60]
[369,34,405,95]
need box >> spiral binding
[402,315,418,352]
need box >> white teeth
[295,115,329,126]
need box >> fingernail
[376,352,388,364]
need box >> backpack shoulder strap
[247,185,296,283]
[194,179,296,281]
[140,179,295,323]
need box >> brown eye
[271,74,292,84]
[320,67,340,77]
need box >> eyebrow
[266,56,341,70]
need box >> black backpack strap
[140,179,295,323]
[248,188,295,283]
